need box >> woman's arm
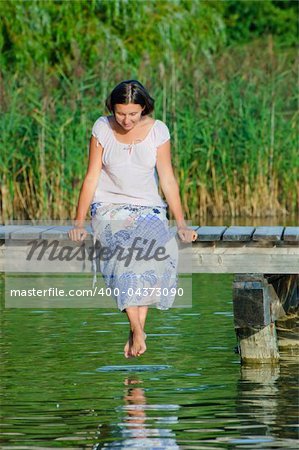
[68,136,103,241]
[156,140,197,242]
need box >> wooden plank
[0,225,33,239]
[192,245,299,274]
[10,226,56,240]
[42,226,75,240]
[192,254,299,274]
[253,226,284,242]
[223,226,255,241]
[283,227,299,242]
[41,225,93,240]
[196,226,227,241]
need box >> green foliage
[0,0,227,73]
[0,39,297,220]
[1,0,296,74]
[0,0,297,220]
[222,0,298,47]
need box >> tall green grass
[0,39,297,222]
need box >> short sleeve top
[90,116,170,207]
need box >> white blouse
[91,116,171,207]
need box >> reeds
[0,39,297,222]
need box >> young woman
[68,80,198,359]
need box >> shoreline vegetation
[0,1,297,222]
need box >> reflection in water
[234,365,280,440]
[93,376,179,449]
[228,357,298,449]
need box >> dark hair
[105,80,155,116]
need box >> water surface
[0,274,298,449]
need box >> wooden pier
[1,224,298,364]
[192,225,298,363]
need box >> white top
[91,116,171,207]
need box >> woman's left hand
[177,226,198,243]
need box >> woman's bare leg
[124,306,148,358]
[138,306,149,331]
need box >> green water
[0,274,298,449]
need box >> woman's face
[114,103,145,131]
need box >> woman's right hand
[177,225,198,243]
[68,226,88,242]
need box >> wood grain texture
[9,226,56,240]
[0,225,33,239]
[253,226,284,241]
[236,324,280,363]
[283,227,299,242]
[223,226,255,241]
[192,244,299,273]
[196,226,227,241]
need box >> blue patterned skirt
[90,202,178,312]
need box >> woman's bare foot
[124,331,147,358]
[123,306,149,358]
[131,329,147,357]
